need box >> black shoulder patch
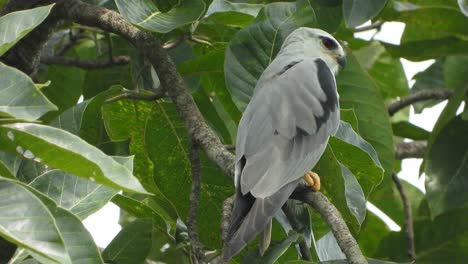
[277,60,303,76]
[314,59,338,131]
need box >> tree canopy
[0,0,467,263]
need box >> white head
[278,27,346,74]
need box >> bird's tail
[222,180,299,261]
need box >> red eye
[321,37,337,50]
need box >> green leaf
[102,98,158,192]
[0,177,103,264]
[115,0,206,33]
[0,151,20,179]
[315,146,361,232]
[242,232,301,264]
[146,101,232,247]
[224,1,316,111]
[316,231,345,261]
[0,62,57,121]
[330,122,383,223]
[0,4,54,56]
[425,115,468,217]
[411,59,445,113]
[342,0,387,28]
[111,194,170,233]
[392,121,430,140]
[375,208,468,262]
[0,123,147,193]
[205,0,263,27]
[397,7,468,43]
[444,55,468,90]
[29,170,118,219]
[336,53,393,179]
[310,1,342,33]
[336,53,395,226]
[102,218,153,264]
[355,42,409,98]
[383,37,468,61]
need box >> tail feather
[222,180,299,261]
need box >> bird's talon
[304,171,321,191]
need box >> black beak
[337,56,346,68]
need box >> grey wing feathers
[237,58,339,198]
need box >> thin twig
[391,173,416,261]
[291,186,367,264]
[388,89,454,116]
[40,55,130,69]
[395,141,427,160]
[187,142,204,263]
[353,21,383,32]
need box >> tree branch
[291,187,367,264]
[388,89,454,116]
[40,55,130,69]
[187,142,204,263]
[391,173,416,261]
[395,141,427,159]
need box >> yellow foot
[304,171,321,191]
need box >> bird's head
[279,27,346,74]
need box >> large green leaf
[146,101,232,247]
[111,194,170,233]
[411,59,445,113]
[383,37,468,61]
[396,7,468,43]
[336,53,393,178]
[315,146,362,232]
[375,208,468,263]
[205,0,264,27]
[342,0,387,28]
[355,42,409,99]
[102,98,158,192]
[425,115,468,217]
[0,177,103,264]
[0,4,54,56]
[29,170,118,219]
[115,0,206,33]
[0,62,57,121]
[224,1,316,111]
[0,123,147,193]
[331,121,384,200]
[391,121,430,140]
[102,218,153,264]
[0,151,20,179]
[336,53,395,225]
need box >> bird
[222,27,346,261]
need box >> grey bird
[222,27,346,261]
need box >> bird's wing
[223,58,340,260]
[236,58,340,198]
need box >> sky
[84,21,448,247]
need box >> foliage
[0,0,467,263]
